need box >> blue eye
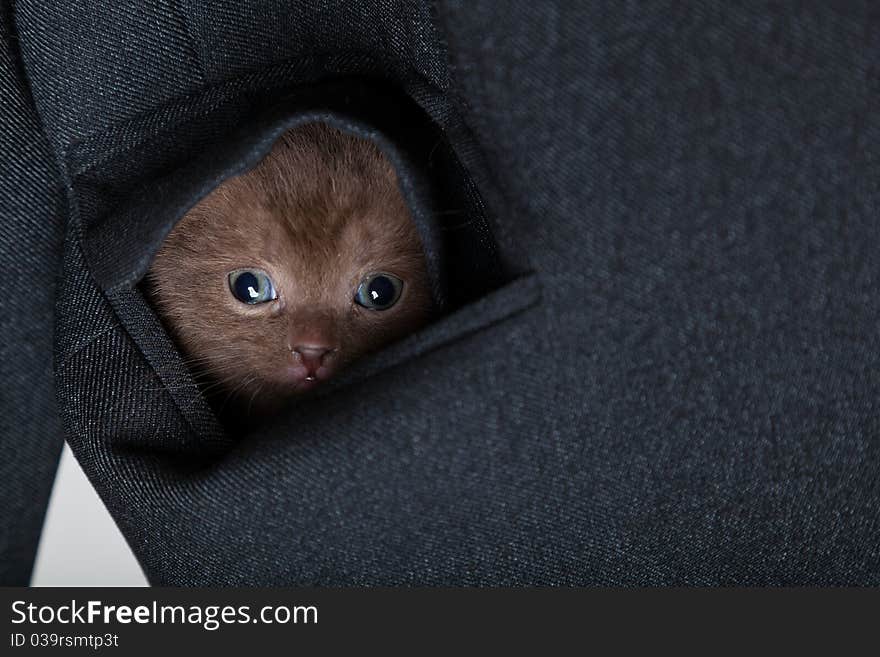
[228,269,277,304]
[354,273,403,310]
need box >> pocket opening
[60,78,539,451]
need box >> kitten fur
[146,122,433,414]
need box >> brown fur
[145,123,433,413]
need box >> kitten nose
[291,344,334,376]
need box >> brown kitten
[146,122,433,414]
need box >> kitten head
[146,123,433,411]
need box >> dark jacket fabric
[2,1,879,585]
[0,3,66,585]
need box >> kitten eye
[228,269,277,304]
[354,273,403,310]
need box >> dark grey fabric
[0,2,66,584]
[3,0,879,584]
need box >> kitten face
[146,123,433,412]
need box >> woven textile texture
[1,1,878,584]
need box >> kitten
[146,122,433,414]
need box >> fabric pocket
[55,78,531,455]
